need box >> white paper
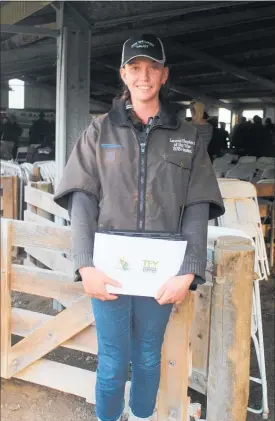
[93,233,187,297]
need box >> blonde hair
[190,100,205,123]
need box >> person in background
[219,122,229,146]
[250,115,271,157]
[0,115,11,140]
[0,114,22,159]
[190,100,213,149]
[230,116,250,153]
[9,114,22,159]
[29,111,51,145]
[45,114,56,148]
[265,117,275,137]
[207,117,227,161]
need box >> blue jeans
[92,296,172,421]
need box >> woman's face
[120,57,169,103]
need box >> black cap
[121,34,166,67]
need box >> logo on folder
[119,257,129,271]
[117,258,159,273]
[142,260,159,273]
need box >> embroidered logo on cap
[131,40,155,49]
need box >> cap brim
[121,54,165,67]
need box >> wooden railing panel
[11,308,98,354]
[25,185,69,220]
[11,264,82,301]
[10,219,71,253]
[8,297,94,377]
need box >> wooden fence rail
[0,217,255,421]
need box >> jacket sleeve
[186,134,225,220]
[68,191,99,274]
[54,121,101,210]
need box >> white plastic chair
[218,153,235,163]
[225,163,256,181]
[257,156,275,166]
[16,146,29,163]
[238,156,257,164]
[257,178,275,184]
[213,158,234,177]
[261,168,275,180]
[217,179,269,419]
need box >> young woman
[54,34,224,421]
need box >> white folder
[93,233,187,297]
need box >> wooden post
[32,167,41,182]
[1,219,12,378]
[207,236,254,421]
[35,181,53,223]
[189,283,212,395]
[157,292,195,421]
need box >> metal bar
[0,23,59,37]
[89,5,275,49]
[174,45,275,92]
[0,1,53,25]
[1,42,56,63]
[91,81,117,96]
[171,85,232,110]
[55,26,67,187]
[65,2,93,29]
[94,1,250,28]
[190,27,275,50]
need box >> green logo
[119,257,129,271]
[142,260,159,273]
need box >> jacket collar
[108,98,180,130]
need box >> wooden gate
[1,218,195,420]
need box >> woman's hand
[79,267,121,301]
[155,274,195,305]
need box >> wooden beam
[174,45,275,92]
[0,1,53,25]
[0,23,59,37]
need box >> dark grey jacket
[55,99,224,233]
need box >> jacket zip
[131,118,156,231]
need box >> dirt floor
[1,273,274,421]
